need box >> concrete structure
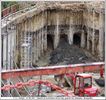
[1,1,105,69]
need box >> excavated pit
[49,36,96,65]
[36,35,98,66]
[1,1,105,97]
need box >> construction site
[1,1,105,97]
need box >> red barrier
[2,7,10,17]
[2,4,19,18]
[1,62,104,80]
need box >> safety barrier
[1,4,19,18]
[2,62,104,80]
[1,62,104,97]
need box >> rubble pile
[49,37,96,65]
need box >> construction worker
[100,66,104,78]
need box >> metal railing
[1,3,43,28]
[1,4,19,19]
[2,62,104,80]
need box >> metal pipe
[1,34,4,69]
[6,19,8,70]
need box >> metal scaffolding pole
[6,18,8,70]
[1,34,4,69]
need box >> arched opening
[73,33,81,47]
[47,34,54,50]
[60,34,68,43]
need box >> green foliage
[1,1,18,10]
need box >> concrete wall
[1,5,105,68]
[83,9,105,60]
[1,24,16,69]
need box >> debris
[49,37,96,65]
[32,64,39,68]
[95,79,105,87]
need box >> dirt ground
[36,37,99,67]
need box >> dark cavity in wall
[94,30,99,56]
[47,34,54,51]
[89,40,92,52]
[59,34,68,43]
[73,33,81,47]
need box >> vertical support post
[39,32,42,57]
[11,23,16,69]
[6,21,8,70]
[37,32,39,59]
[8,27,10,70]
[92,9,95,54]
[1,34,4,69]
[68,12,73,45]
[54,13,59,49]
[20,22,23,68]
[36,32,39,61]
[30,19,33,67]
[32,18,34,65]
[81,30,85,48]
[9,24,12,69]
[99,12,104,60]
[15,24,18,69]
[27,19,30,68]
[38,32,40,58]
[35,33,37,62]
[33,16,38,62]
[41,12,44,54]
[87,10,90,50]
[44,11,47,51]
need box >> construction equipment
[55,73,99,97]
[1,62,105,97]
[74,73,98,96]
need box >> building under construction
[1,1,105,97]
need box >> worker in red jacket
[100,66,104,78]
